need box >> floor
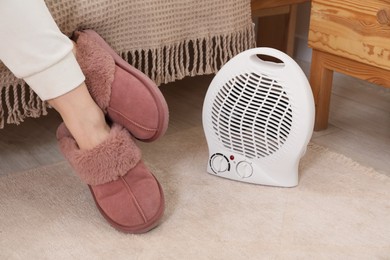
[0,60,389,176]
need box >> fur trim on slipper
[74,31,115,112]
[56,123,141,185]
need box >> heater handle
[242,47,296,70]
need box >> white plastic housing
[202,48,314,187]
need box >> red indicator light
[230,155,234,160]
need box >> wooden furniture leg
[310,49,390,131]
[310,50,334,131]
[286,4,298,56]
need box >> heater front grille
[211,72,293,159]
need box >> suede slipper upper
[73,30,169,142]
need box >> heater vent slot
[211,72,293,159]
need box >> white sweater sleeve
[0,0,85,100]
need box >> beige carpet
[1,126,390,259]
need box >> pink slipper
[56,123,165,233]
[73,30,169,142]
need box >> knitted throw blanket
[0,0,255,128]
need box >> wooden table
[308,0,390,130]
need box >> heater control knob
[210,154,229,173]
[236,161,253,178]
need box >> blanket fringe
[0,24,255,128]
[0,82,49,128]
[120,24,256,86]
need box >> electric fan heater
[202,48,314,187]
